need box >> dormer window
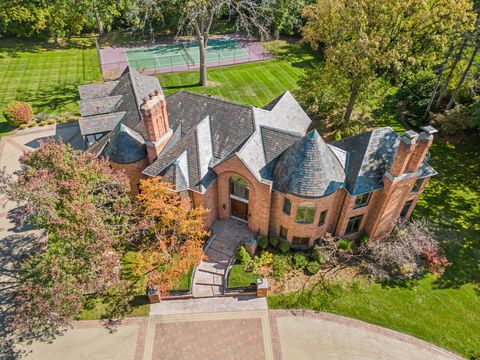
[354,192,371,209]
[85,133,105,146]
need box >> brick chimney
[388,130,418,177]
[405,126,437,173]
[141,90,173,164]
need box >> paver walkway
[192,219,254,297]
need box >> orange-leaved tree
[134,177,208,293]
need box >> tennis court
[127,38,249,70]
[99,35,273,78]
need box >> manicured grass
[0,37,101,135]
[172,267,194,291]
[227,263,260,288]
[268,276,480,358]
[158,39,318,108]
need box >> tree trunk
[95,9,105,36]
[198,35,207,86]
[435,38,468,110]
[423,44,454,121]
[446,41,480,110]
[343,82,358,126]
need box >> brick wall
[191,181,219,229]
[269,190,344,247]
[111,158,148,194]
[213,155,272,236]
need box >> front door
[231,198,248,221]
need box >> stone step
[197,267,225,276]
[193,284,224,297]
[205,248,230,263]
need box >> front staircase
[192,219,254,297]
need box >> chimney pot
[404,130,419,140]
[142,96,149,104]
[154,89,161,96]
[149,92,155,99]
[421,125,438,135]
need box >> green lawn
[172,267,194,291]
[228,263,260,288]
[0,37,101,135]
[158,39,318,108]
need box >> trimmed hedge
[306,261,321,275]
[279,239,291,253]
[258,236,268,249]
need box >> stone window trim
[279,225,288,240]
[283,197,292,216]
[345,215,363,235]
[318,210,327,226]
[295,202,316,224]
[353,192,371,209]
[411,178,424,193]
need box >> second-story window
[296,202,316,224]
[412,178,424,193]
[354,192,371,209]
[283,198,291,215]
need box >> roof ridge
[175,90,254,110]
[259,124,303,138]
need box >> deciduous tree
[0,141,135,335]
[301,0,475,126]
[133,177,208,293]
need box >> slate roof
[332,127,436,195]
[78,112,125,135]
[103,123,147,164]
[272,130,346,197]
[78,68,436,196]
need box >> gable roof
[272,130,346,197]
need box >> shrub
[293,252,309,268]
[306,261,321,275]
[38,120,47,127]
[269,236,279,248]
[235,246,251,266]
[250,255,262,272]
[272,254,292,279]
[311,244,329,265]
[67,114,78,122]
[58,115,68,123]
[279,239,291,253]
[47,119,56,125]
[258,236,268,249]
[259,251,273,266]
[18,124,28,130]
[3,101,33,127]
[27,122,36,128]
[337,239,353,251]
[358,233,369,246]
[431,105,470,136]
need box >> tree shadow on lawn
[0,37,96,58]
[16,82,80,116]
[269,37,323,69]
[413,138,480,293]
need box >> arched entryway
[229,175,249,222]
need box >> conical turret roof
[104,123,147,164]
[272,130,345,197]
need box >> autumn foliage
[0,140,134,334]
[3,101,33,127]
[134,177,208,294]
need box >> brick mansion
[78,67,437,248]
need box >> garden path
[192,219,254,297]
